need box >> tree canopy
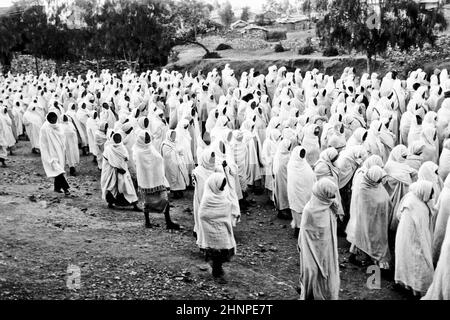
[0,0,214,74]
[316,0,447,72]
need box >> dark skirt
[205,248,235,263]
[139,186,168,213]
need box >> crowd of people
[0,64,449,299]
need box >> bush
[216,43,233,51]
[203,51,221,59]
[298,46,315,55]
[274,43,285,53]
[322,46,339,57]
[267,30,287,41]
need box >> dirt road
[0,141,408,300]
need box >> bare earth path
[0,141,408,300]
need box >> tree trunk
[183,40,210,55]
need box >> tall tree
[219,1,234,27]
[316,0,447,72]
[240,6,250,21]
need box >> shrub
[216,43,233,51]
[203,51,221,59]
[322,46,339,57]
[298,46,314,55]
[274,43,285,53]
[267,30,287,41]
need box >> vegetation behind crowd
[0,0,219,75]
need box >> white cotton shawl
[132,131,169,191]
[39,120,66,178]
[198,172,237,250]
[287,146,316,213]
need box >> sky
[0,0,13,7]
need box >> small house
[241,25,269,40]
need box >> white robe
[39,121,66,178]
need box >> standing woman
[348,166,392,269]
[161,129,188,199]
[420,126,439,163]
[133,130,180,230]
[101,132,141,211]
[0,106,16,165]
[287,146,316,237]
[198,172,236,284]
[273,138,292,219]
[395,180,435,298]
[61,114,80,176]
[192,149,219,241]
[23,101,44,154]
[298,178,340,300]
[39,112,70,195]
[423,218,450,300]
[384,144,417,232]
[431,175,450,267]
[94,121,108,170]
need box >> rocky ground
[0,140,410,300]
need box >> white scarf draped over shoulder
[132,130,169,192]
[198,172,237,250]
[39,118,66,178]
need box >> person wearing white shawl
[61,114,80,176]
[262,129,281,201]
[212,138,241,223]
[161,129,188,198]
[423,216,450,300]
[438,139,450,181]
[384,144,417,230]
[241,119,263,189]
[23,102,44,154]
[395,180,435,297]
[418,161,443,214]
[0,106,16,164]
[101,132,140,210]
[39,112,70,195]
[420,126,439,163]
[346,127,368,149]
[366,120,388,162]
[406,140,425,172]
[198,172,237,284]
[133,130,180,230]
[66,102,88,151]
[287,146,316,235]
[94,121,108,170]
[335,145,368,228]
[301,123,321,166]
[120,122,137,178]
[298,178,340,300]
[175,118,195,178]
[273,138,292,218]
[192,149,220,243]
[346,155,385,250]
[431,172,449,264]
[86,111,100,163]
[348,165,392,269]
[75,101,90,155]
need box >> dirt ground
[0,140,410,300]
